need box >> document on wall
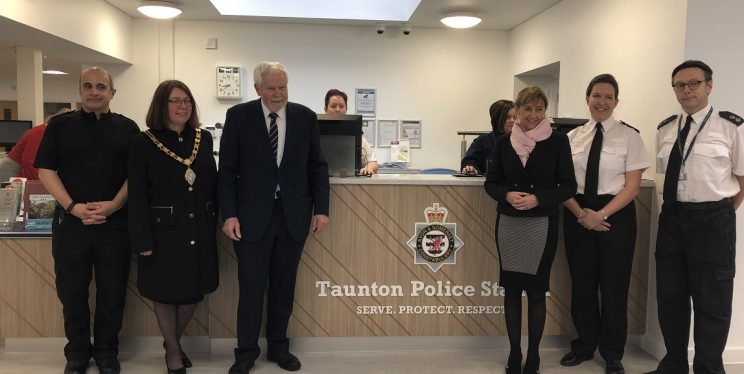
[399,120,422,148]
[355,88,376,116]
[362,117,376,147]
[377,119,399,148]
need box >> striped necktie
[268,112,278,161]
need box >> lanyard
[677,107,713,166]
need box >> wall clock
[216,66,241,99]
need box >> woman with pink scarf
[485,86,577,374]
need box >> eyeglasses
[168,98,192,106]
[672,80,706,92]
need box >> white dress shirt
[656,104,744,202]
[568,116,650,195]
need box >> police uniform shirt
[656,104,744,202]
[568,116,650,195]
[361,137,377,167]
[34,109,139,204]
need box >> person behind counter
[560,74,649,374]
[484,86,576,374]
[220,61,330,374]
[461,99,517,174]
[323,88,378,175]
[128,80,219,374]
[0,107,72,180]
[35,67,139,374]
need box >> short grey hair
[253,61,289,87]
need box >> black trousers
[654,200,735,374]
[233,198,306,364]
[52,209,131,361]
[563,195,636,361]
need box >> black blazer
[217,99,330,242]
[485,131,576,217]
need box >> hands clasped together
[577,208,611,231]
[506,191,539,211]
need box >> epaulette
[657,115,677,130]
[46,109,76,126]
[619,120,640,133]
[720,111,743,126]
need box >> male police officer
[35,67,139,374]
[649,60,744,374]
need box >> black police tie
[584,122,603,204]
[268,112,278,161]
[663,115,693,203]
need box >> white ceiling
[0,0,559,75]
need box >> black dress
[484,131,576,292]
[128,127,219,304]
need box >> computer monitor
[317,114,362,177]
[552,117,588,134]
[0,120,32,151]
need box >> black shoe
[167,366,186,374]
[560,351,594,366]
[96,356,121,374]
[606,359,625,374]
[267,351,301,371]
[164,341,192,368]
[64,359,89,374]
[228,360,254,374]
[505,364,521,374]
[643,371,659,374]
[523,357,540,374]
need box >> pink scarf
[510,118,552,166]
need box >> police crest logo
[406,203,464,272]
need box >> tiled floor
[2,345,743,373]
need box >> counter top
[330,174,485,186]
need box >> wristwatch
[66,201,78,214]
[599,209,609,221]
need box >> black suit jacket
[485,131,576,217]
[218,99,330,242]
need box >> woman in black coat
[128,80,218,373]
[485,86,576,374]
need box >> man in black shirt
[35,67,139,374]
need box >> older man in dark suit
[219,61,330,374]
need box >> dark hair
[672,60,713,82]
[324,89,347,109]
[515,86,548,109]
[489,100,515,135]
[586,73,619,98]
[145,80,200,130]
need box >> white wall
[109,20,511,170]
[509,0,688,179]
[684,0,744,362]
[0,0,132,62]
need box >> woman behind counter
[128,80,218,374]
[485,86,576,374]
[461,99,517,174]
[560,74,649,374]
[323,89,378,175]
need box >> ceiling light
[43,70,68,75]
[137,1,182,19]
[441,12,482,29]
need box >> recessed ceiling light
[138,1,182,20]
[43,70,68,75]
[441,12,482,29]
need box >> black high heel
[506,351,522,374]
[164,341,192,368]
[523,359,540,374]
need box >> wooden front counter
[1,175,653,339]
